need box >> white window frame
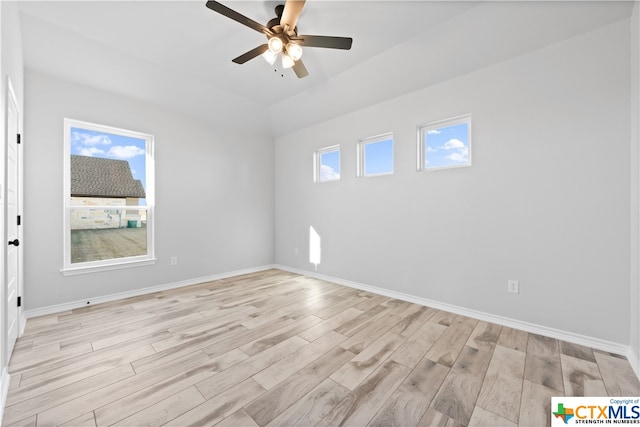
[357,132,394,178]
[62,119,156,275]
[417,114,472,171]
[314,145,341,183]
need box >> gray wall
[23,70,274,310]
[275,20,632,345]
[631,3,640,370]
[2,3,24,105]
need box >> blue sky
[318,125,467,181]
[364,138,393,175]
[424,122,470,169]
[71,127,147,193]
[320,149,340,181]
[319,138,395,180]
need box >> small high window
[314,145,340,182]
[358,133,394,177]
[418,115,471,171]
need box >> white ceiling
[17,1,634,136]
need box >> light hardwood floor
[3,269,639,426]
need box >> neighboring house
[70,154,146,230]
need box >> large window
[357,133,394,177]
[418,115,471,171]
[63,119,155,274]
[314,145,340,182]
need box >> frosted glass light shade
[286,43,303,61]
[262,49,278,65]
[268,37,283,54]
[281,53,295,69]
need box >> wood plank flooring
[3,269,639,426]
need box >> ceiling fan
[205,0,353,78]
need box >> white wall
[275,20,631,346]
[0,0,24,419]
[2,3,24,106]
[268,2,632,137]
[23,70,274,310]
[631,2,640,375]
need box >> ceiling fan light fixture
[262,49,278,65]
[205,1,353,78]
[268,36,283,54]
[286,42,303,61]
[281,53,295,69]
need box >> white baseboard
[628,347,640,382]
[25,265,275,319]
[275,264,632,359]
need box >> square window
[418,115,471,171]
[358,133,394,177]
[314,145,340,182]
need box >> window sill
[61,258,157,276]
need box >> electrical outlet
[171,256,178,266]
[508,280,519,294]
[294,248,299,255]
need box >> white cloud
[320,164,340,181]
[440,138,466,150]
[77,147,105,157]
[72,131,112,146]
[107,145,145,159]
[427,129,441,135]
[445,147,469,163]
[426,146,438,152]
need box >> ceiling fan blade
[232,44,269,64]
[293,35,353,50]
[292,59,309,79]
[280,0,305,31]
[206,1,272,36]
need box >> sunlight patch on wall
[309,226,321,270]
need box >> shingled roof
[71,155,146,198]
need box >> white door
[6,81,20,359]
